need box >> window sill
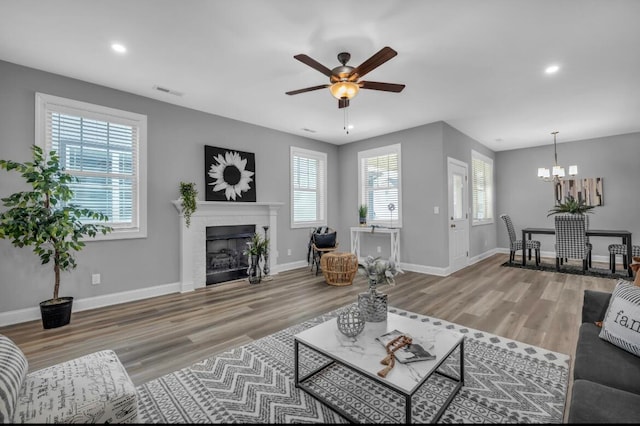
[82,228,147,242]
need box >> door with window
[447,158,469,273]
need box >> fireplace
[173,200,282,293]
[206,224,255,284]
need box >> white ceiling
[1,0,639,151]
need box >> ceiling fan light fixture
[329,81,359,100]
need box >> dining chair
[554,214,592,272]
[559,214,592,268]
[607,244,640,274]
[500,214,541,266]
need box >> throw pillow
[599,280,640,357]
[0,335,29,423]
[313,231,337,249]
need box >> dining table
[521,227,633,277]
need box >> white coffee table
[294,312,464,423]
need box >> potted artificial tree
[0,145,112,329]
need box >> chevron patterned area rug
[136,305,570,423]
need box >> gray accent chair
[500,214,540,265]
[607,243,640,274]
[554,214,591,272]
[568,289,640,423]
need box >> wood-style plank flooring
[0,253,619,415]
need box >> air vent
[152,85,183,97]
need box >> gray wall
[0,60,339,312]
[496,132,640,257]
[11,57,635,315]
[442,123,497,258]
[337,121,497,269]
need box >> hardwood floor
[0,253,618,392]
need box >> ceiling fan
[286,46,405,108]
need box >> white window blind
[358,144,402,227]
[471,150,494,225]
[291,147,326,228]
[36,93,147,240]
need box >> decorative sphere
[337,305,365,337]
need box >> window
[35,93,147,240]
[358,144,402,227]
[471,150,493,225]
[290,147,326,228]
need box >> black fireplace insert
[205,224,255,284]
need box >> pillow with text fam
[376,329,436,363]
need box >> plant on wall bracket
[179,182,198,227]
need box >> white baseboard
[0,261,312,327]
[272,260,309,273]
[0,281,181,327]
[400,262,450,277]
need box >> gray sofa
[568,289,640,423]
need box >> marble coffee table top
[294,312,464,394]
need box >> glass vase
[248,254,261,284]
[357,278,388,322]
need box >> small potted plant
[179,181,198,228]
[547,195,595,217]
[358,204,368,226]
[0,146,112,328]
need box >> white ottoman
[13,349,138,423]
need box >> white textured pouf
[13,350,138,423]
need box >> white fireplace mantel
[172,200,283,292]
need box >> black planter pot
[39,296,73,329]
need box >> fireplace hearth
[206,224,255,285]
[173,200,282,292]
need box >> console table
[350,226,400,265]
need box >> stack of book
[376,329,436,363]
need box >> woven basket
[320,252,358,286]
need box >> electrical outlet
[434,206,439,214]
[287,248,291,256]
[377,246,381,253]
[91,273,100,285]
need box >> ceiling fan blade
[351,47,398,79]
[338,98,350,109]
[360,81,406,93]
[293,54,333,77]
[286,84,330,96]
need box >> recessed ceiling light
[111,43,127,53]
[545,64,560,74]
[348,124,354,130]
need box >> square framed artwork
[204,145,256,202]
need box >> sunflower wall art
[204,145,257,202]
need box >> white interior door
[448,158,469,273]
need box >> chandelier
[537,131,577,182]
